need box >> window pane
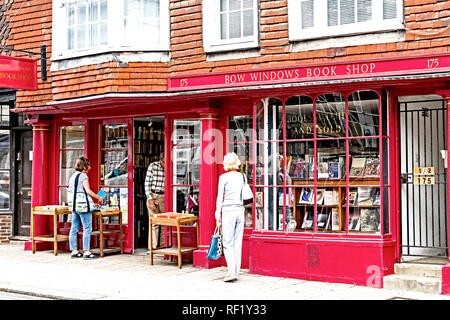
[285,95,314,140]
[348,90,379,137]
[327,0,338,26]
[173,145,200,185]
[348,187,381,233]
[229,11,241,38]
[228,115,253,143]
[383,0,397,19]
[317,139,346,182]
[229,0,241,11]
[0,105,9,126]
[60,149,85,185]
[349,138,380,180]
[220,13,228,39]
[301,0,314,29]
[77,2,86,24]
[243,9,253,37]
[255,187,283,230]
[357,0,372,22]
[0,131,10,169]
[0,171,10,209]
[77,25,86,48]
[315,93,345,138]
[173,186,199,214]
[256,142,283,186]
[286,141,314,184]
[220,0,227,12]
[243,0,253,9]
[255,98,283,141]
[340,0,355,25]
[60,126,85,149]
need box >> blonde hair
[223,152,241,171]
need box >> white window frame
[203,0,259,53]
[52,0,170,61]
[288,0,404,41]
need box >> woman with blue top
[215,152,247,282]
[67,157,104,260]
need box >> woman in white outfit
[215,152,246,282]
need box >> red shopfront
[22,52,450,292]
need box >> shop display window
[228,115,253,227]
[253,90,389,235]
[58,126,85,207]
[172,119,200,215]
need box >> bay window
[53,0,169,59]
[253,90,390,235]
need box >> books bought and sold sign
[0,55,37,91]
[168,52,450,92]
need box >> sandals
[83,252,100,260]
[70,251,83,259]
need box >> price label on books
[413,167,435,175]
[413,176,435,185]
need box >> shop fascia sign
[168,52,450,92]
[0,55,37,91]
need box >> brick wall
[4,0,450,108]
[0,215,12,243]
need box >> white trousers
[221,206,245,278]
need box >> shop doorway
[399,96,448,258]
[15,129,33,236]
[133,116,165,249]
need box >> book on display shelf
[363,157,380,177]
[317,162,329,179]
[360,208,380,232]
[323,189,339,206]
[316,189,325,205]
[316,209,328,229]
[356,187,379,206]
[331,208,339,231]
[348,191,357,205]
[298,188,314,204]
[349,157,366,178]
[349,211,361,231]
[301,210,314,229]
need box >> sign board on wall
[168,53,450,92]
[0,55,37,91]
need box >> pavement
[1,241,450,301]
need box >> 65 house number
[227,304,267,315]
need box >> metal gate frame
[399,99,449,258]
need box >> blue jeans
[69,211,92,251]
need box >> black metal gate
[399,98,448,258]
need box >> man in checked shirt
[145,153,165,251]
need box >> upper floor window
[288,0,404,41]
[203,0,259,53]
[53,0,169,59]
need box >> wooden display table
[149,212,198,269]
[32,206,71,256]
[79,208,123,258]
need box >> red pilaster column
[439,92,450,295]
[193,111,224,268]
[24,121,51,251]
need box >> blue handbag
[207,225,223,260]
